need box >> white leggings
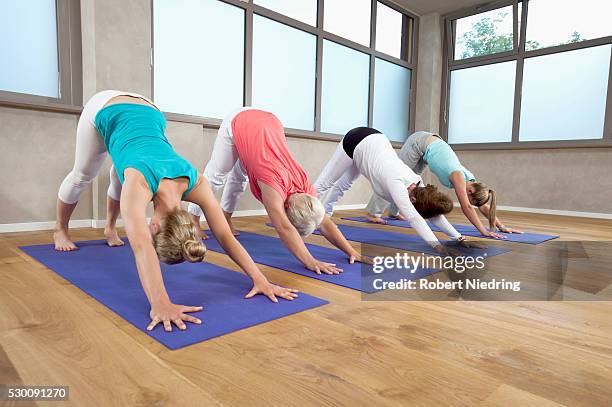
[188,107,252,217]
[313,142,360,215]
[58,90,154,204]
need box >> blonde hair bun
[154,208,206,264]
[182,239,207,263]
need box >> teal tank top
[423,139,475,189]
[94,103,198,198]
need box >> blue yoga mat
[203,231,440,293]
[312,224,511,257]
[20,240,328,350]
[343,216,559,245]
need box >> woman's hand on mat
[307,260,343,275]
[483,231,506,239]
[349,253,373,265]
[499,226,523,234]
[147,302,203,332]
[245,280,299,302]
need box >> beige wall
[0,107,91,224]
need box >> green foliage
[458,12,584,57]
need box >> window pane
[375,2,403,59]
[0,0,59,97]
[448,62,516,144]
[373,58,411,142]
[324,0,371,46]
[519,45,610,142]
[154,0,244,119]
[252,15,316,130]
[321,41,370,135]
[254,0,317,26]
[526,0,612,51]
[454,5,513,60]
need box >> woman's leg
[365,194,391,223]
[187,112,240,221]
[219,161,248,235]
[320,165,361,216]
[104,165,124,246]
[313,142,354,197]
[55,91,115,250]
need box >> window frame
[151,0,419,145]
[0,0,83,113]
[440,0,612,150]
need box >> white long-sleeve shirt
[353,133,461,247]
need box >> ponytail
[487,189,497,231]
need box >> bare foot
[104,227,125,247]
[366,214,387,225]
[389,214,406,221]
[54,228,78,251]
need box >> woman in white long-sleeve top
[314,127,481,255]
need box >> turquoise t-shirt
[95,103,198,198]
[423,139,475,189]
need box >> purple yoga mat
[20,240,328,350]
[342,217,559,245]
[203,231,441,293]
[311,224,512,257]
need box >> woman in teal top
[55,91,298,333]
[366,131,522,237]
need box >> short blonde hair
[285,193,325,237]
[154,208,207,264]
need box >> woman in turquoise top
[365,131,522,238]
[55,91,298,333]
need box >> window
[252,15,316,130]
[153,0,245,119]
[254,0,317,26]
[324,0,371,47]
[526,0,612,51]
[375,2,403,59]
[373,58,412,142]
[443,1,612,147]
[152,0,417,139]
[448,62,516,144]
[519,45,611,141]
[0,0,81,106]
[454,5,514,60]
[320,40,370,135]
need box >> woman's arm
[121,171,202,332]
[317,217,368,263]
[450,172,505,239]
[185,177,298,301]
[478,204,523,234]
[259,183,343,275]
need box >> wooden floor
[1,209,612,406]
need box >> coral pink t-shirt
[231,109,316,202]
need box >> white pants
[187,108,252,218]
[57,90,154,204]
[313,142,361,216]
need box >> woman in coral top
[188,108,366,275]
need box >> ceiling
[391,0,490,15]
